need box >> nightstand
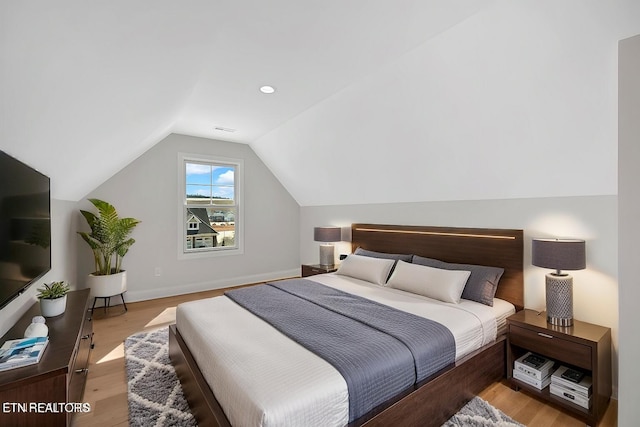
[506,309,612,426]
[301,264,338,277]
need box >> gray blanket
[225,279,455,422]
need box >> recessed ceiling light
[259,85,276,94]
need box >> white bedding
[176,274,515,427]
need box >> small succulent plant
[36,281,70,299]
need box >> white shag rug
[443,396,525,426]
[125,328,196,427]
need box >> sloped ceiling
[1,1,639,204]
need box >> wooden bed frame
[169,223,524,427]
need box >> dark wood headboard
[351,224,524,310]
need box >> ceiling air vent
[214,126,236,133]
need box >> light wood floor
[75,289,617,427]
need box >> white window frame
[178,153,244,259]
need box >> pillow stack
[335,248,504,306]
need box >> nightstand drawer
[509,324,591,370]
[301,264,338,277]
[303,266,326,276]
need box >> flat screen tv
[0,150,51,310]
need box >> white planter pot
[87,270,127,298]
[40,294,67,317]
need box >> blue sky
[186,162,234,199]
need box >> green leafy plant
[77,198,141,276]
[37,281,70,300]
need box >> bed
[169,224,524,427]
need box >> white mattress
[176,274,515,427]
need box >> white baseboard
[123,268,300,303]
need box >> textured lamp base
[319,244,335,267]
[546,273,573,327]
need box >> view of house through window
[183,159,238,253]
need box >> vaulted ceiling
[1,1,639,204]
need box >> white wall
[0,199,78,337]
[78,134,300,302]
[618,34,640,425]
[300,195,619,395]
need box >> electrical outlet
[154,267,162,277]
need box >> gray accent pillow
[411,255,504,306]
[354,247,413,262]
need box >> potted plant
[37,281,70,317]
[78,199,140,301]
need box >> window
[179,153,243,257]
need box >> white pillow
[387,260,471,303]
[336,254,395,285]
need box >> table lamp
[314,227,341,267]
[532,238,586,327]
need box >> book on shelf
[551,365,592,397]
[514,351,555,380]
[513,369,552,390]
[550,383,592,409]
[0,336,49,371]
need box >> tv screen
[0,150,51,310]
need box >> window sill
[178,246,244,260]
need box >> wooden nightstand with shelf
[506,309,611,426]
[301,264,338,277]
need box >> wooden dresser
[0,289,94,426]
